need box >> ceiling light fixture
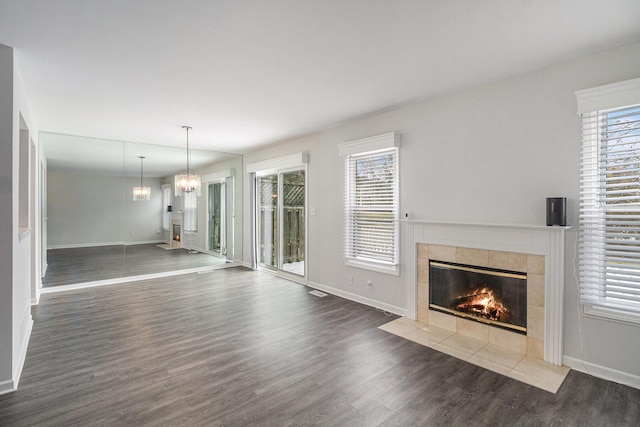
[133,156,151,201]
[174,125,201,196]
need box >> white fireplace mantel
[403,220,570,365]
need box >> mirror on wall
[41,132,243,287]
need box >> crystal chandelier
[174,125,201,196]
[133,156,151,201]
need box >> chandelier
[133,156,151,201]
[174,125,201,196]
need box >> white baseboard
[48,241,124,249]
[48,240,165,250]
[124,240,165,246]
[0,379,14,395]
[307,281,406,317]
[13,316,33,391]
[563,355,640,390]
[40,264,235,294]
[0,316,33,395]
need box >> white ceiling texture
[1,0,640,154]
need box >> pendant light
[133,156,151,201]
[174,125,201,196]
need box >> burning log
[453,286,509,322]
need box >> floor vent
[309,290,328,298]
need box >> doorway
[257,169,306,276]
[208,181,225,255]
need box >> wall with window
[243,41,640,384]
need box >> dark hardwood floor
[1,267,638,425]
[43,244,227,287]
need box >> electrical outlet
[348,276,353,285]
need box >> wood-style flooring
[43,244,227,287]
[1,267,639,425]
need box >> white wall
[47,171,164,247]
[0,44,39,394]
[243,42,640,384]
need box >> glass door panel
[281,170,305,276]
[208,182,223,253]
[258,174,278,268]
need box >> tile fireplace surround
[383,221,571,392]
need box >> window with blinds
[343,147,399,270]
[183,191,197,232]
[579,103,640,320]
[162,186,171,230]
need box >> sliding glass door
[208,182,224,254]
[258,174,278,268]
[257,169,305,276]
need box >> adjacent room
[1,1,640,425]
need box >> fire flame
[455,286,508,321]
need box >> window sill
[18,227,32,242]
[345,259,399,276]
[583,304,640,326]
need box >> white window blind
[579,103,640,318]
[162,186,171,230]
[183,191,197,232]
[343,147,399,268]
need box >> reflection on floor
[43,243,229,287]
[282,260,304,275]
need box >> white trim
[583,304,640,326]
[12,316,33,392]
[564,355,640,390]
[201,168,234,182]
[31,290,40,305]
[345,259,399,276]
[338,132,400,157]
[124,240,165,246]
[246,152,308,174]
[47,241,165,249]
[307,280,406,316]
[403,219,569,365]
[48,241,124,249]
[18,226,31,242]
[1,317,33,395]
[576,76,640,114]
[0,379,14,395]
[40,263,240,294]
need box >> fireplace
[173,223,181,242]
[406,221,569,365]
[429,260,527,334]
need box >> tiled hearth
[379,317,569,393]
[382,221,571,393]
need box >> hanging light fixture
[174,125,201,196]
[133,156,151,201]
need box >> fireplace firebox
[429,260,527,334]
[173,224,181,242]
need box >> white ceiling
[1,0,640,154]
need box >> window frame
[339,132,400,275]
[577,77,640,324]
